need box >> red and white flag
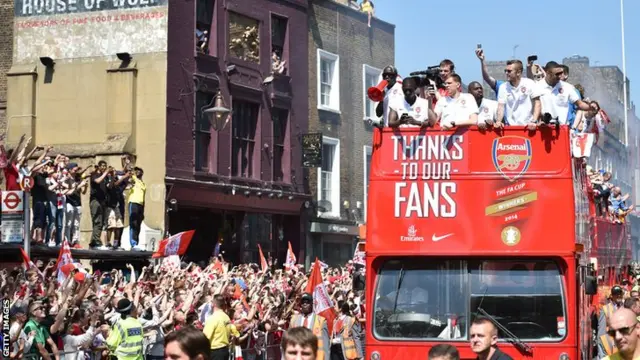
[257,244,268,272]
[572,133,595,158]
[56,240,74,284]
[20,248,44,279]
[284,241,296,270]
[312,260,329,272]
[60,262,88,282]
[234,345,244,360]
[353,247,365,267]
[305,258,337,334]
[152,230,195,258]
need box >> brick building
[0,0,13,139]
[306,0,395,266]
[165,0,309,265]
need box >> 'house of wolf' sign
[14,0,168,62]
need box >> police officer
[107,298,144,360]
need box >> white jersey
[478,98,498,124]
[389,96,430,127]
[434,93,479,128]
[536,79,581,125]
[383,79,404,126]
[497,78,540,125]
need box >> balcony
[266,74,292,107]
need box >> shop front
[166,179,307,266]
[309,220,360,266]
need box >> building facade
[0,0,13,139]
[6,0,169,242]
[306,0,395,266]
[165,0,309,265]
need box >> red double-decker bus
[364,126,630,359]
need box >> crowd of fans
[2,257,365,360]
[0,139,146,251]
[589,167,635,224]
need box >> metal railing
[18,341,282,360]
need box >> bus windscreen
[373,258,566,342]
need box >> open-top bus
[364,125,630,359]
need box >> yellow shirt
[202,310,239,350]
[128,175,146,205]
[361,1,373,12]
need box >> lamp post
[620,0,629,146]
[203,90,232,131]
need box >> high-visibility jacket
[601,303,615,319]
[600,333,618,356]
[336,316,361,360]
[290,314,329,360]
[106,316,144,360]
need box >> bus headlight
[559,353,569,360]
[370,351,381,360]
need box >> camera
[541,113,558,125]
[409,65,443,89]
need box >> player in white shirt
[468,81,497,129]
[433,74,479,130]
[496,60,541,130]
[388,77,433,128]
[536,61,598,125]
[372,65,403,127]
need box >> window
[363,65,381,119]
[317,137,340,217]
[272,109,288,182]
[195,92,213,170]
[241,213,272,263]
[317,49,340,112]
[228,12,260,63]
[271,15,288,62]
[231,101,259,178]
[196,0,214,54]
[373,258,565,341]
[322,240,354,267]
[363,145,372,221]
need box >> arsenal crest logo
[521,87,526,93]
[558,87,564,94]
[461,100,466,105]
[415,107,421,113]
[483,108,489,113]
[492,136,532,182]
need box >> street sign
[2,191,24,212]
[20,176,34,192]
[1,191,25,243]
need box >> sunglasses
[608,324,637,338]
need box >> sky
[374,0,640,108]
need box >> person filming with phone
[388,77,434,128]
